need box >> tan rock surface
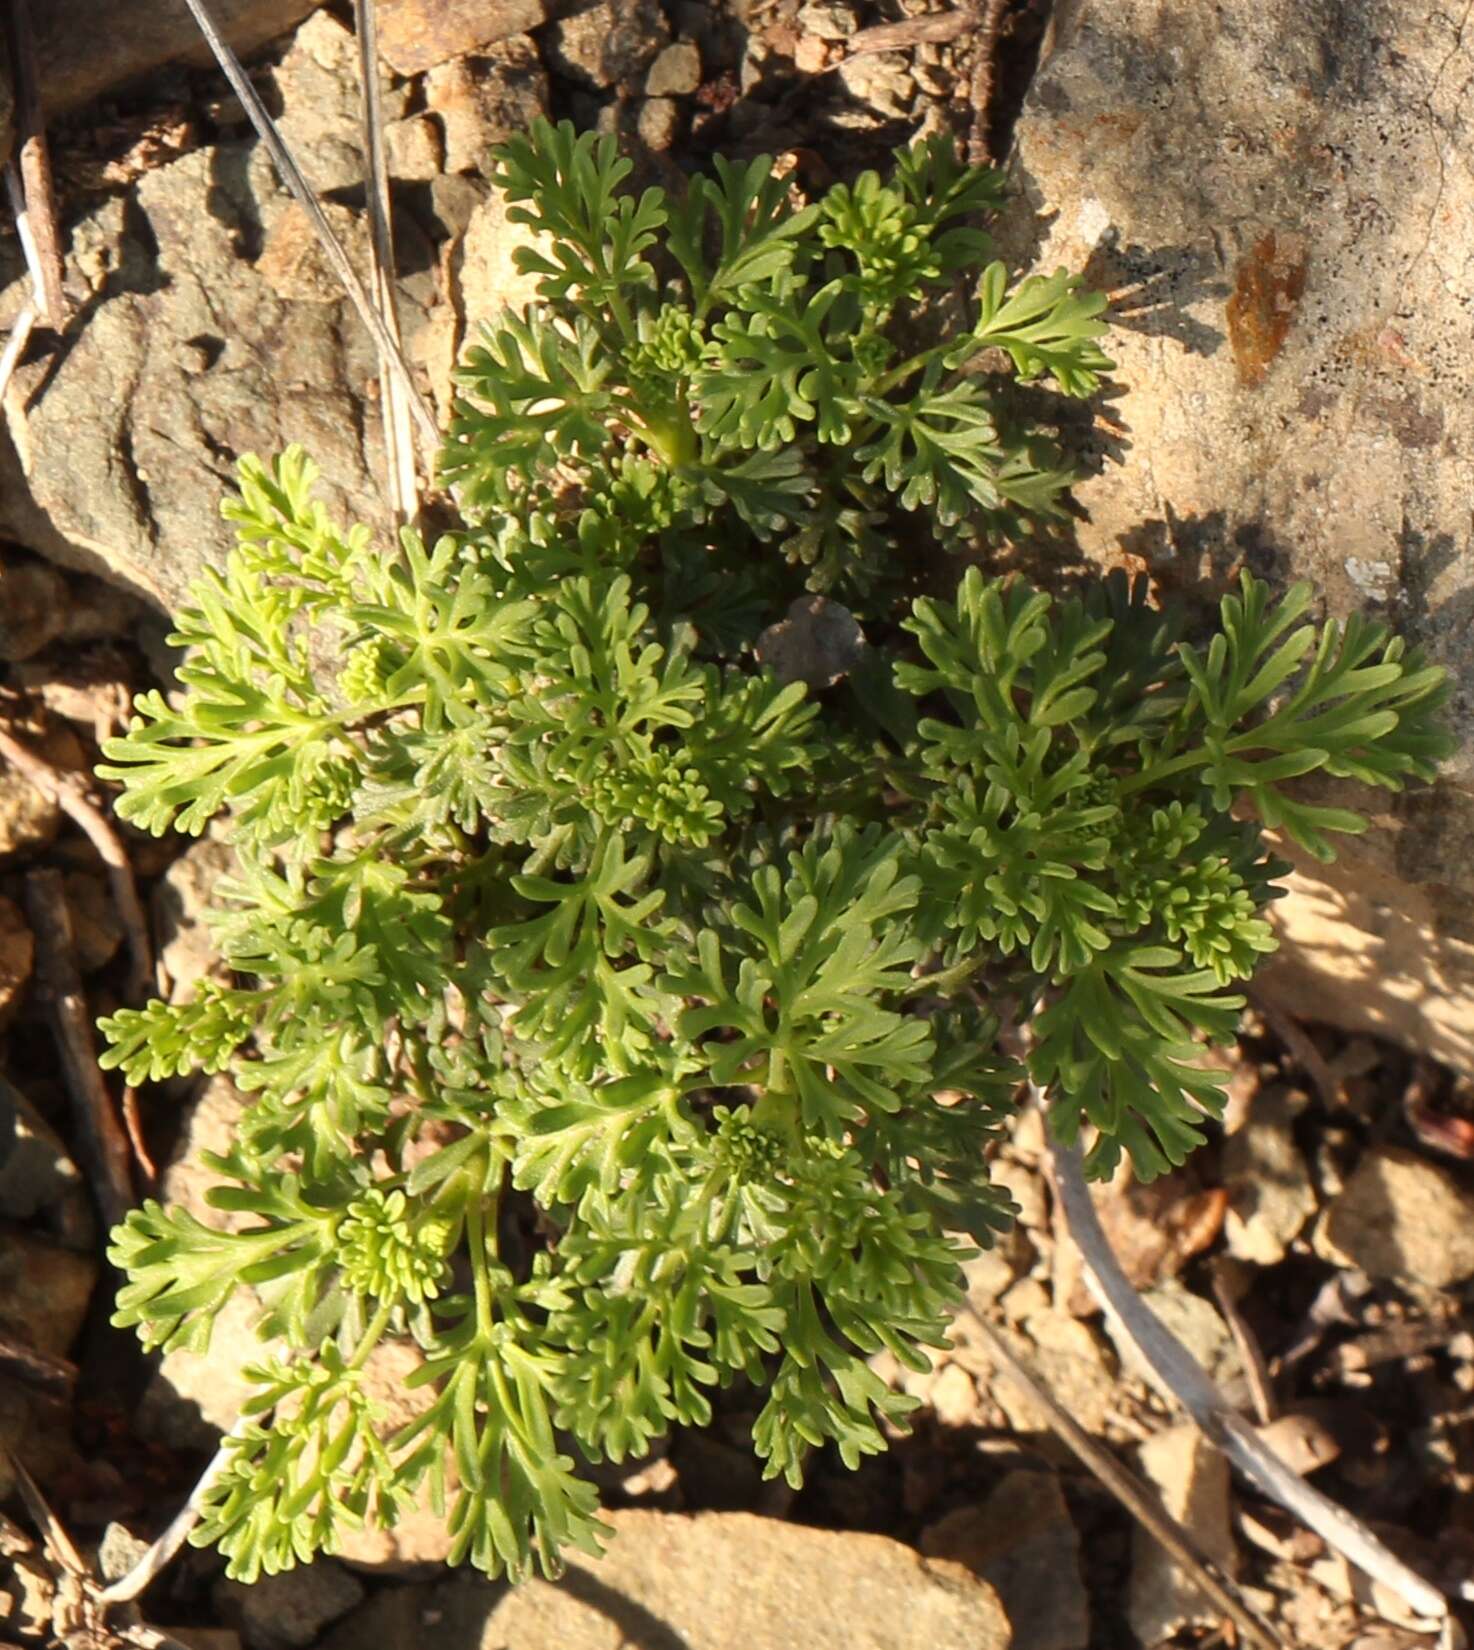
[324,1511,1013,1649]
[1318,1145,1474,1288]
[1005,0,1474,1068]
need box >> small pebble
[646,40,702,97]
[637,97,682,152]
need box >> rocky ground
[1,2,1473,1648]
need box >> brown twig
[960,1305,1287,1650]
[2,0,66,327]
[5,1448,203,1650]
[1249,990,1342,1111]
[1211,1258,1278,1424]
[0,1328,76,1397]
[5,1448,87,1579]
[0,721,153,1002]
[845,11,974,56]
[967,0,1013,165]
[23,869,136,1231]
[1049,1133,1450,1623]
[119,1083,159,1190]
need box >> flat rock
[0,1077,91,1247]
[35,0,319,117]
[374,0,547,77]
[646,41,702,97]
[546,0,670,90]
[423,39,549,176]
[0,154,381,610]
[214,1560,365,1650]
[0,13,419,610]
[921,1469,1089,1650]
[1129,1424,1237,1644]
[0,1228,95,1357]
[153,836,238,998]
[1004,0,1474,1073]
[1318,1145,1474,1287]
[322,1511,1013,1650]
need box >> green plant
[96,120,1449,1585]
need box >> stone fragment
[794,34,831,73]
[95,1523,152,1585]
[1319,1145,1474,1287]
[637,97,682,153]
[374,0,547,77]
[271,11,393,194]
[35,0,318,119]
[0,554,68,661]
[323,1511,1012,1650]
[1255,1411,1341,1477]
[456,188,555,326]
[1223,1085,1316,1265]
[1076,1162,1228,1300]
[62,871,123,973]
[796,1,859,39]
[0,1076,90,1244]
[13,653,135,746]
[215,1561,365,1650]
[1129,1424,1237,1644]
[547,0,671,90]
[1003,0,1474,1071]
[646,40,703,97]
[384,114,443,182]
[974,1313,1119,1437]
[256,199,371,304]
[836,51,914,121]
[921,1470,1089,1650]
[1106,1281,1245,1397]
[154,836,237,997]
[755,596,866,688]
[423,40,549,176]
[929,1362,978,1427]
[0,708,83,861]
[0,1228,96,1357]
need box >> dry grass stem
[2,0,67,327]
[1050,1133,1450,1623]
[961,1304,1287,1650]
[354,0,421,523]
[0,296,38,407]
[179,0,439,445]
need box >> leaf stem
[349,1298,395,1371]
[467,1186,502,1343]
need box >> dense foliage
[96,119,1449,1584]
